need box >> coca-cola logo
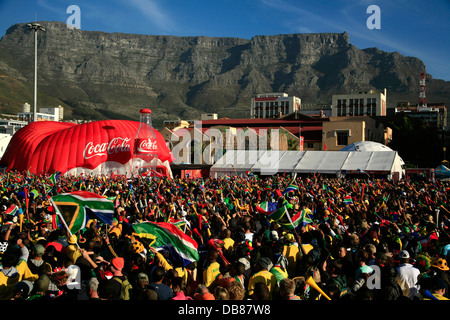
[83,137,131,159]
[136,138,157,154]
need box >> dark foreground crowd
[0,170,449,301]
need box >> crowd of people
[0,169,449,301]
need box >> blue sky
[0,0,449,81]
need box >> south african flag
[278,208,313,230]
[51,191,115,234]
[132,221,199,267]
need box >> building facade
[331,89,387,117]
[395,102,447,128]
[322,116,392,151]
[250,93,301,119]
[0,119,28,135]
[18,106,63,122]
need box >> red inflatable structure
[0,120,174,177]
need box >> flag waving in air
[278,208,314,230]
[266,205,289,221]
[51,191,115,234]
[5,204,19,216]
[343,195,353,205]
[49,171,61,186]
[132,221,199,267]
[255,201,278,215]
[283,174,298,195]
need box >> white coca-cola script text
[83,137,131,159]
[136,138,157,153]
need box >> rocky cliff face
[0,21,447,126]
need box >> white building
[251,93,301,119]
[17,104,64,122]
[40,105,64,121]
[0,119,28,135]
[331,89,387,117]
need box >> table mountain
[0,21,448,127]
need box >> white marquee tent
[210,148,405,180]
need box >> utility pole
[27,23,46,123]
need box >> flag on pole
[278,208,313,230]
[132,221,199,267]
[283,174,298,195]
[51,191,115,234]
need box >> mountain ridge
[0,21,448,128]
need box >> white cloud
[259,0,348,32]
[36,0,65,18]
[259,0,446,66]
[125,0,176,34]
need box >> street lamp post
[27,23,46,123]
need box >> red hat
[111,257,124,271]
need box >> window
[336,99,349,116]
[255,107,262,118]
[341,99,347,116]
[366,98,376,115]
[336,131,349,146]
[371,98,377,115]
[365,98,377,116]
